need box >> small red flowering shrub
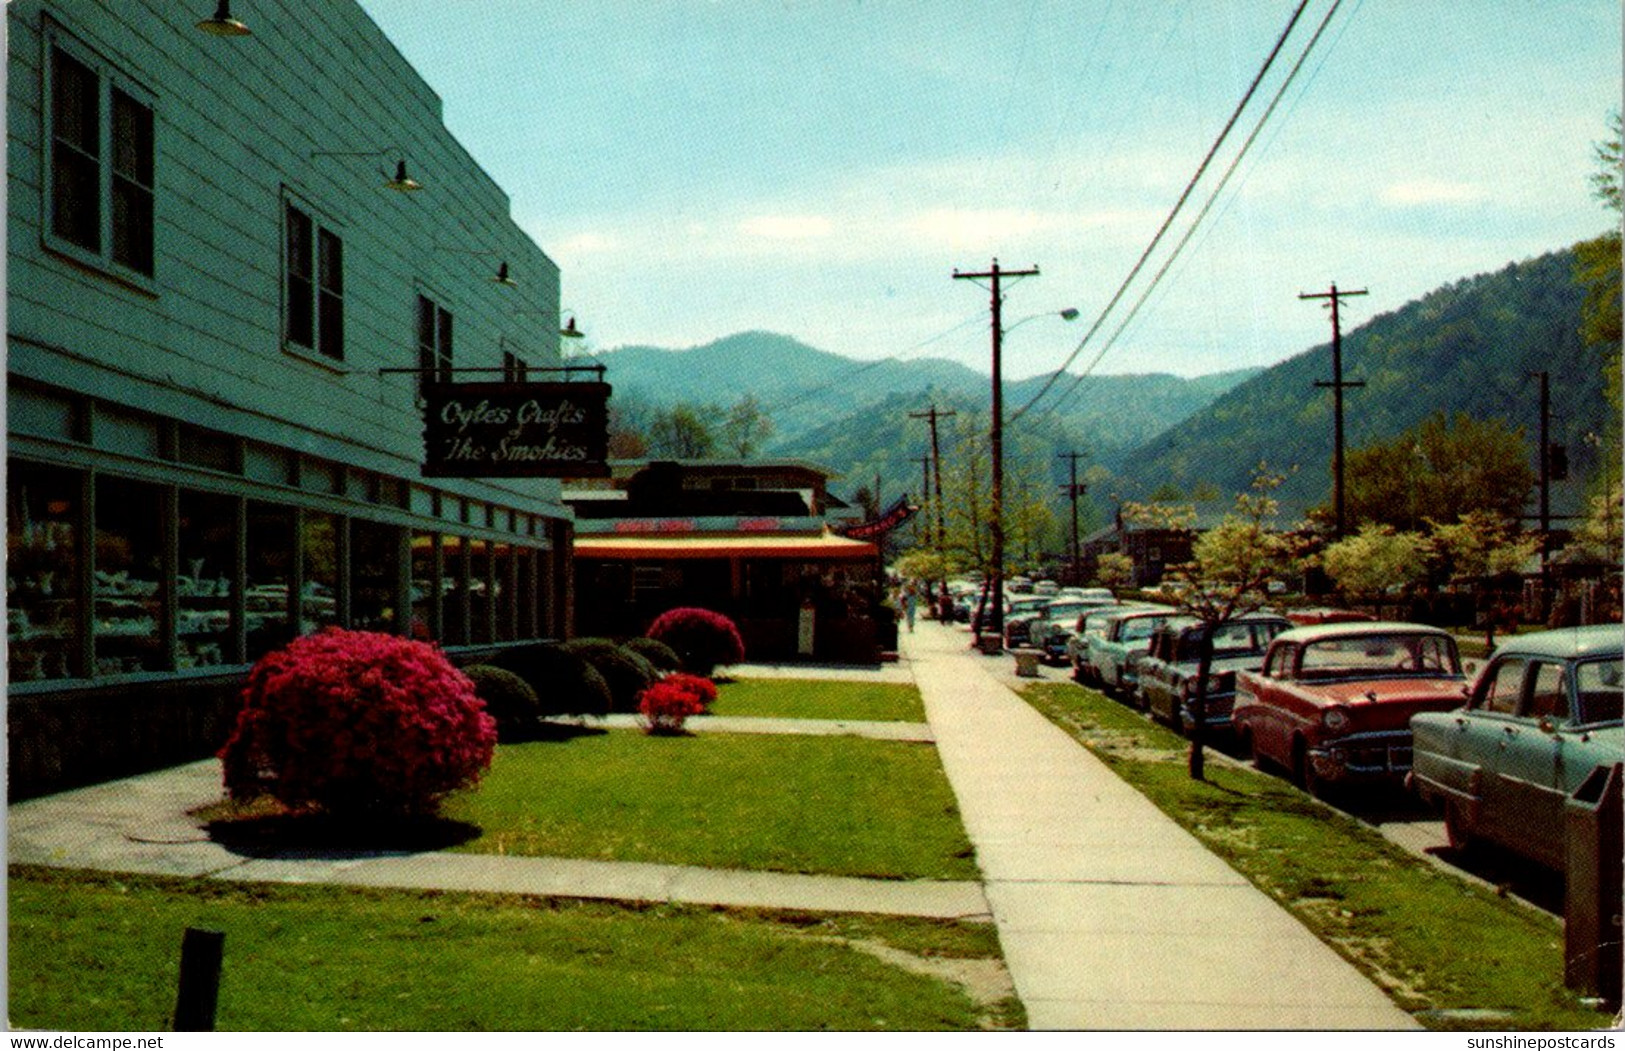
[219,628,496,817]
[645,607,745,677]
[637,673,718,735]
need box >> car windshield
[1120,615,1183,642]
[1576,658,1624,724]
[1298,632,1460,678]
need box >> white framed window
[417,292,453,382]
[284,194,344,360]
[43,24,156,283]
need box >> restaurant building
[7,0,579,796]
[566,460,890,662]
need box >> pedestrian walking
[904,585,918,633]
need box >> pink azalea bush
[645,607,745,677]
[637,673,718,735]
[219,628,496,817]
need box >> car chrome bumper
[1179,692,1238,732]
[1310,730,1415,782]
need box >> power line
[1028,0,1349,421]
[1012,0,1311,421]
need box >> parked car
[1408,625,1623,869]
[997,596,1055,648]
[1068,605,1132,685]
[1137,613,1292,733]
[1088,607,1187,699]
[1058,586,1114,602]
[1232,622,1466,795]
[1031,596,1119,663]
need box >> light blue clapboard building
[7,0,580,795]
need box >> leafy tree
[1164,468,1309,779]
[1577,111,1622,502]
[647,404,716,459]
[1338,412,1533,529]
[1121,500,1198,531]
[1424,510,1539,583]
[1563,477,1624,566]
[892,549,948,592]
[940,416,990,574]
[1093,552,1133,589]
[719,394,774,458]
[1318,524,1429,603]
[606,401,649,459]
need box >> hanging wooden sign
[421,381,611,477]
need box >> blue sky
[356,1,1621,381]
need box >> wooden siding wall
[6,0,568,515]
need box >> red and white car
[1232,621,1466,795]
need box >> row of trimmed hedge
[460,608,745,740]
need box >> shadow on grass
[516,720,609,743]
[204,809,484,858]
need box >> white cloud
[555,232,617,253]
[1379,180,1491,207]
[739,215,833,240]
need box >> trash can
[1014,649,1040,677]
[1564,762,1622,1010]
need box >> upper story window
[285,198,344,360]
[417,293,453,383]
[45,29,155,281]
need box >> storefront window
[468,537,493,644]
[440,535,471,645]
[246,501,294,659]
[94,476,166,675]
[352,519,400,633]
[514,546,537,639]
[492,541,515,641]
[300,511,341,633]
[8,461,82,682]
[178,491,236,668]
[410,531,440,642]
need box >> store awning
[574,533,878,561]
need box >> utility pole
[1300,283,1367,538]
[1058,451,1086,584]
[955,259,1039,650]
[910,405,957,608]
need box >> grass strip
[9,866,1021,1031]
[441,731,976,880]
[710,678,925,722]
[1020,681,1615,1032]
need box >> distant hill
[595,331,1261,502]
[1113,243,1613,519]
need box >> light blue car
[1409,624,1623,870]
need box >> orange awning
[574,533,878,561]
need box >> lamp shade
[197,0,250,36]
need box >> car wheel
[1442,800,1475,853]
[1070,659,1084,683]
[1239,725,1263,769]
[1292,739,1327,799]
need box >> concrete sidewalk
[901,619,1418,1030]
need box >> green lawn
[440,730,975,880]
[710,678,925,722]
[9,867,1021,1032]
[1020,681,1616,1032]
